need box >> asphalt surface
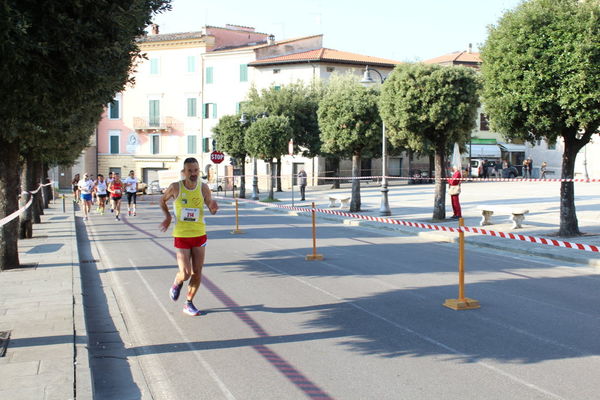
[80,195,600,400]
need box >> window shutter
[109,100,119,119]
[202,137,209,152]
[150,58,159,74]
[187,135,197,154]
[149,100,160,126]
[206,66,213,84]
[110,136,119,154]
[202,103,208,119]
[212,103,217,119]
[187,98,197,117]
[240,64,248,82]
[187,56,196,73]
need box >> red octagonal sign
[210,151,225,164]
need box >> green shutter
[240,64,248,82]
[187,135,197,153]
[202,137,209,152]
[187,98,197,117]
[205,66,213,84]
[110,136,119,154]
[149,100,160,126]
[274,85,281,91]
[235,102,241,114]
[212,103,217,119]
[202,103,208,119]
[187,56,196,73]
[150,58,159,74]
[152,135,160,154]
[109,100,119,119]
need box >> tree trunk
[33,159,43,222]
[432,144,447,220]
[268,161,275,200]
[0,139,21,270]
[43,163,52,207]
[331,158,340,189]
[559,134,585,236]
[20,154,34,238]
[350,153,361,212]
[428,152,434,180]
[276,157,283,192]
[239,159,246,199]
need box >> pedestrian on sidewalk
[78,173,94,221]
[108,173,124,221]
[540,161,548,179]
[124,170,138,216]
[448,165,462,219]
[72,173,80,203]
[298,169,307,201]
[159,157,218,316]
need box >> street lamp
[360,65,391,216]
[239,113,264,200]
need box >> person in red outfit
[448,166,462,219]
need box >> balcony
[133,116,174,133]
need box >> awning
[498,143,526,153]
[469,144,501,158]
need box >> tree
[380,63,479,220]
[244,116,293,200]
[318,74,382,212]
[0,0,171,270]
[480,0,600,236]
[212,115,248,198]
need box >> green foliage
[243,82,322,156]
[212,114,247,160]
[317,74,382,157]
[244,115,293,161]
[379,63,480,152]
[480,0,600,141]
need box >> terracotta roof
[423,51,482,65]
[249,48,401,67]
[138,31,205,43]
[206,34,323,54]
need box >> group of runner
[74,170,140,221]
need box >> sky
[151,0,524,61]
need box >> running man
[107,172,115,213]
[124,170,138,216]
[95,174,108,215]
[108,173,124,221]
[77,173,94,221]
[159,157,218,316]
[72,173,80,203]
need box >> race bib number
[114,189,121,194]
[180,208,200,222]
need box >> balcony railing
[133,116,174,133]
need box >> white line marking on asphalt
[127,258,237,400]
[243,251,566,400]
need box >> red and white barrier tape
[0,182,54,227]
[225,196,600,253]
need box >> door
[149,100,160,127]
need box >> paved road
[80,197,600,400]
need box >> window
[274,86,281,91]
[203,103,217,119]
[109,167,121,176]
[202,137,210,152]
[150,58,159,74]
[240,64,248,82]
[548,142,556,150]
[187,135,197,154]
[326,66,335,73]
[109,133,120,154]
[149,100,160,127]
[187,56,196,73]
[479,113,489,131]
[235,102,241,114]
[187,98,197,117]
[205,66,213,84]
[273,68,280,74]
[150,134,160,154]
[108,98,120,119]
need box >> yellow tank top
[173,181,206,238]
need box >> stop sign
[210,151,225,164]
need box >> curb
[70,202,93,399]
[228,199,600,268]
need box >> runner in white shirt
[124,170,138,216]
[77,173,94,221]
[95,174,108,215]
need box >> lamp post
[239,113,262,200]
[360,65,391,216]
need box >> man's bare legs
[174,246,205,301]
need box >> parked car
[135,180,147,194]
[148,180,165,194]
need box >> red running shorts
[174,235,208,249]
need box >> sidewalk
[0,199,91,400]
[225,180,600,267]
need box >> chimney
[468,43,472,53]
[151,24,159,35]
[267,34,275,45]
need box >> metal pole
[231,199,244,234]
[62,195,65,213]
[380,121,391,216]
[458,217,465,300]
[291,173,294,206]
[252,158,259,200]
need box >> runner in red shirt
[109,173,124,221]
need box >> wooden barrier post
[231,199,244,234]
[443,218,480,310]
[305,202,324,261]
